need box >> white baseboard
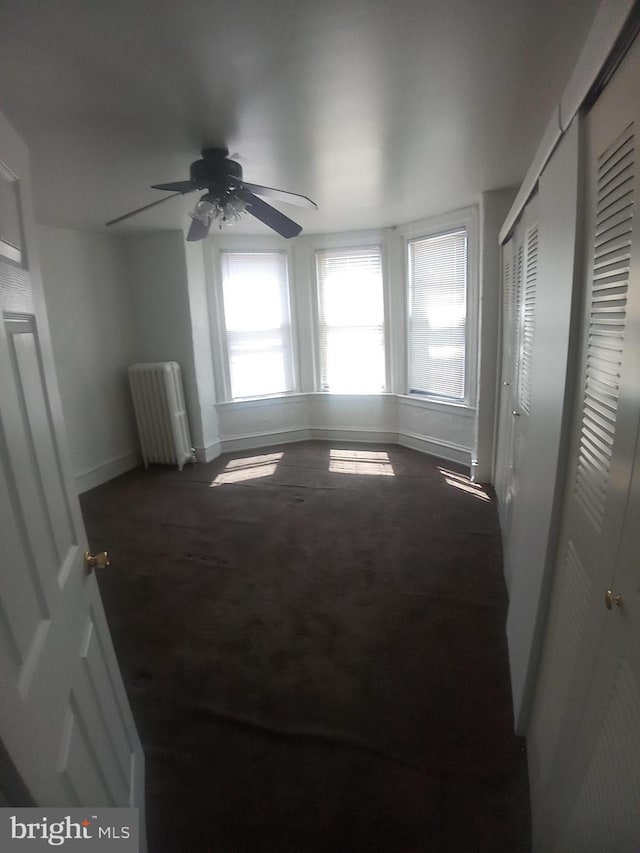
[77,434,471,489]
[397,431,471,468]
[471,459,492,484]
[219,426,471,468]
[75,450,142,494]
[220,427,312,454]
[309,427,398,444]
[195,441,222,463]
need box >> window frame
[308,231,391,395]
[400,206,479,409]
[314,242,388,395]
[210,239,299,402]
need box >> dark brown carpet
[80,441,531,852]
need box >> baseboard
[397,431,471,468]
[309,427,398,445]
[471,459,493,484]
[75,435,470,490]
[194,441,222,463]
[218,426,471,465]
[219,427,312,454]
[75,450,142,494]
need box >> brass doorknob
[605,589,622,610]
[84,551,110,572]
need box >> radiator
[129,362,195,471]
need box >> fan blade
[151,181,196,193]
[186,216,212,242]
[237,190,302,238]
[105,192,183,226]
[242,182,317,209]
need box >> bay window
[315,246,386,393]
[407,228,468,402]
[220,251,295,399]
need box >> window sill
[310,391,393,398]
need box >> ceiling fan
[105,147,317,241]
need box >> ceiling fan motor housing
[190,149,243,192]
[106,145,311,239]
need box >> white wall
[215,393,472,464]
[216,394,310,452]
[397,396,474,464]
[124,230,221,462]
[37,225,140,492]
[183,238,220,459]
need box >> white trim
[194,441,222,463]
[75,450,141,494]
[313,241,389,394]
[301,228,389,250]
[302,229,390,396]
[397,204,478,241]
[220,427,312,453]
[79,432,471,479]
[397,431,471,468]
[0,238,22,265]
[499,0,635,243]
[400,205,479,408]
[208,238,298,401]
[384,229,405,393]
[309,427,397,444]
[204,235,230,402]
[219,424,470,467]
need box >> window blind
[315,246,385,393]
[408,229,467,400]
[220,252,294,399]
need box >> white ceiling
[0,0,600,237]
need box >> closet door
[496,196,539,589]
[528,33,640,851]
[554,435,640,852]
[495,237,515,512]
[506,199,539,534]
[502,232,523,541]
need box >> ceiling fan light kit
[106,147,317,241]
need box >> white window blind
[220,251,294,399]
[408,229,467,400]
[315,246,386,393]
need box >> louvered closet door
[495,238,515,513]
[508,199,539,510]
[496,231,522,533]
[499,195,539,586]
[529,34,640,852]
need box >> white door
[527,33,640,851]
[496,195,539,587]
[0,112,145,823]
[495,233,522,528]
[494,236,515,513]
